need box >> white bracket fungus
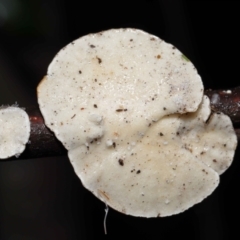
[0,106,30,159]
[37,28,237,217]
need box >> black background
[0,1,239,239]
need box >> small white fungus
[0,106,30,159]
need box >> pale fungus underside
[37,28,237,217]
[0,107,30,159]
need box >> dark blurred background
[0,1,239,239]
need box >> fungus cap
[0,106,30,159]
[37,28,237,217]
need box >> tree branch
[19,107,67,159]
[5,87,240,160]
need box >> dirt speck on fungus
[118,159,124,166]
[96,56,102,64]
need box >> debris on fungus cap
[37,28,237,217]
[0,106,30,159]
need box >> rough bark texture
[205,87,240,123]
[19,107,67,159]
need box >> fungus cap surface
[37,28,237,217]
